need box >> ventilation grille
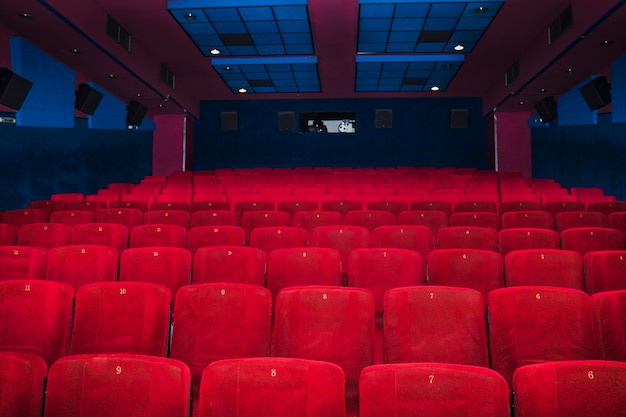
[160,64,175,89]
[548,5,573,45]
[505,60,520,86]
[107,15,131,52]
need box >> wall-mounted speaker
[580,76,611,110]
[375,109,392,128]
[0,67,33,110]
[75,83,103,115]
[126,100,147,126]
[278,111,295,131]
[449,109,468,129]
[221,111,239,131]
[534,97,558,122]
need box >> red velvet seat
[560,227,624,257]
[170,283,271,406]
[143,209,191,229]
[16,222,72,249]
[427,249,504,303]
[383,286,489,366]
[488,286,597,386]
[437,226,499,252]
[591,290,626,361]
[129,224,188,248]
[49,210,96,226]
[44,354,191,417]
[272,286,374,414]
[71,223,129,256]
[344,210,397,232]
[450,212,501,230]
[504,249,584,290]
[348,248,423,313]
[453,200,498,214]
[0,223,18,245]
[513,360,626,417]
[249,226,307,257]
[0,245,48,281]
[0,352,47,417]
[187,225,245,253]
[190,210,238,227]
[498,227,560,257]
[27,201,65,219]
[96,207,143,231]
[241,211,292,243]
[397,210,449,233]
[0,279,73,366]
[119,247,192,297]
[554,211,609,232]
[583,250,626,294]
[110,199,150,212]
[267,247,342,302]
[308,225,371,275]
[360,363,510,417]
[498,200,543,214]
[198,357,345,417]
[46,244,118,291]
[70,282,171,356]
[192,246,266,286]
[501,210,554,230]
[292,210,344,232]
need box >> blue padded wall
[611,53,626,123]
[532,112,626,200]
[557,78,598,126]
[194,97,487,169]
[10,37,75,128]
[0,119,152,211]
[88,83,127,130]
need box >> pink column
[492,112,532,178]
[152,114,194,176]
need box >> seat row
[2,282,626,416]
[3,241,626,300]
[4,352,626,417]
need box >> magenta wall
[494,112,532,178]
[152,114,194,176]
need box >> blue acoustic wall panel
[532,113,626,200]
[88,83,127,130]
[194,97,487,169]
[611,52,626,123]
[10,37,75,128]
[0,120,153,211]
[557,77,598,126]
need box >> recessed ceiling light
[443,63,454,69]
[136,93,142,97]
[600,40,614,46]
[238,87,247,93]
[519,101,525,105]
[210,48,221,55]
[159,103,164,108]
[474,6,488,13]
[540,88,546,92]
[430,85,440,91]
[225,66,231,71]
[567,67,576,73]
[184,13,196,21]
[19,13,33,20]
[453,44,465,51]
[107,73,117,79]
[70,48,80,54]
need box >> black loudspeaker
[535,96,558,122]
[580,76,611,110]
[221,111,239,131]
[0,67,33,110]
[278,111,295,131]
[126,100,147,126]
[375,109,392,128]
[449,109,468,129]
[75,83,103,115]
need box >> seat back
[17,222,72,249]
[44,354,191,417]
[49,210,96,226]
[249,226,307,257]
[190,210,238,227]
[504,249,584,290]
[344,210,397,232]
[560,227,624,257]
[199,358,345,417]
[501,211,554,230]
[498,228,560,257]
[360,363,510,417]
[46,244,118,291]
[450,212,501,230]
[192,246,266,286]
[4,208,49,226]
[488,286,597,386]
[70,282,171,356]
[129,224,188,248]
[0,280,74,366]
[513,360,626,417]
[0,245,48,281]
[554,211,609,233]
[0,352,47,417]
[308,226,371,274]
[437,226,499,252]
[71,223,129,255]
[397,210,449,233]
[583,250,626,294]
[427,249,504,303]
[143,210,191,229]
[96,207,143,230]
[383,286,489,366]
[187,226,245,253]
[591,290,626,361]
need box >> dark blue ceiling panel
[355,54,464,92]
[358,0,504,54]
[212,56,320,94]
[168,0,313,57]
